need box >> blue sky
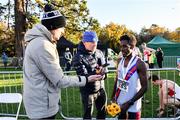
[87,0,180,33]
[0,0,179,33]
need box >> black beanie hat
[41,4,66,30]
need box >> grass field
[0,68,180,119]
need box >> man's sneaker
[175,109,180,117]
[157,110,164,117]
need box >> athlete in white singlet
[112,34,148,120]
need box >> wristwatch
[128,99,134,106]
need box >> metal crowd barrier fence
[162,56,180,68]
[60,68,180,119]
[0,71,26,118]
[0,56,180,68]
[0,69,180,119]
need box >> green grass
[0,69,180,119]
[0,67,22,71]
[60,70,180,118]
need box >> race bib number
[118,78,129,92]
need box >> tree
[139,24,171,45]
[0,3,6,20]
[139,26,153,44]
[148,24,167,36]
[14,0,26,57]
[0,1,15,56]
[35,0,101,44]
[26,0,41,29]
[175,27,180,42]
[0,0,101,57]
[99,22,131,53]
[0,22,14,56]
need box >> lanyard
[121,55,136,80]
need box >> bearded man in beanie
[23,4,103,119]
[72,31,108,119]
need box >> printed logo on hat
[42,10,63,20]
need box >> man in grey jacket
[23,4,103,119]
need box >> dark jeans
[118,111,141,120]
[65,61,71,71]
[3,62,7,69]
[81,88,106,119]
[149,63,154,68]
[157,61,163,68]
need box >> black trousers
[157,60,163,68]
[149,63,154,68]
[41,114,56,119]
[3,62,7,69]
[81,88,107,119]
[65,61,71,71]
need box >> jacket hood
[24,24,52,42]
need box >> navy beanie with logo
[82,31,98,42]
[41,4,66,30]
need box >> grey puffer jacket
[23,24,87,119]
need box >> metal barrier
[59,68,180,119]
[0,71,26,117]
[0,69,180,119]
[162,56,180,68]
[143,68,180,118]
[0,56,180,68]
